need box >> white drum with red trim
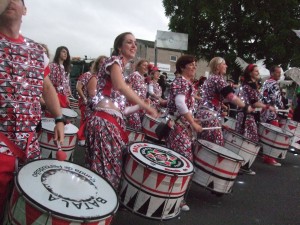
[221,116,237,130]
[279,119,300,152]
[5,159,118,225]
[142,114,166,143]
[39,119,78,161]
[62,107,78,124]
[223,128,261,170]
[258,123,293,159]
[119,142,194,220]
[193,139,243,194]
[126,127,145,143]
[69,97,79,110]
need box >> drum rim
[15,159,119,221]
[196,139,244,162]
[259,122,293,137]
[41,121,79,134]
[61,108,78,118]
[128,142,194,176]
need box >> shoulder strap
[0,132,27,161]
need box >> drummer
[235,64,276,174]
[165,55,203,212]
[85,32,157,190]
[125,59,150,131]
[260,65,285,166]
[195,57,250,146]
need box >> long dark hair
[111,32,133,56]
[53,46,71,73]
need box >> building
[135,39,209,80]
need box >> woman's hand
[192,120,203,133]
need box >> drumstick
[202,127,222,130]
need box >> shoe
[240,168,256,175]
[263,155,281,166]
[78,140,86,146]
[180,200,190,212]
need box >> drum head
[197,139,244,161]
[62,108,78,118]
[42,121,79,134]
[16,159,118,221]
[260,122,293,137]
[128,142,194,175]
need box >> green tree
[163,0,300,80]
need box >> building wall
[135,40,210,80]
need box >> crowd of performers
[0,0,297,221]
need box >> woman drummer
[195,57,249,146]
[165,55,202,211]
[125,59,150,130]
[85,32,157,190]
[235,64,275,174]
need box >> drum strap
[94,111,129,143]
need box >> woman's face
[119,34,137,60]
[250,67,260,81]
[153,71,160,80]
[182,61,197,80]
[139,61,148,75]
[59,48,68,61]
[218,61,227,75]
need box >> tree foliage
[163,0,300,79]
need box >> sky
[21,0,170,59]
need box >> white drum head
[128,142,194,175]
[42,121,79,134]
[260,122,293,137]
[62,108,78,118]
[197,139,244,161]
[16,159,118,221]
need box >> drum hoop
[197,140,244,162]
[15,159,119,221]
[128,142,194,176]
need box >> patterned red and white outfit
[260,78,284,122]
[77,71,95,140]
[235,83,260,142]
[166,76,195,161]
[148,80,162,109]
[86,56,128,190]
[126,71,147,130]
[195,74,232,146]
[0,34,48,159]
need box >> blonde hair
[209,57,225,74]
[91,55,107,74]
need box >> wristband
[55,116,66,125]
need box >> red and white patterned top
[77,71,95,107]
[127,71,147,100]
[49,63,70,96]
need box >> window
[170,55,177,62]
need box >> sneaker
[180,200,190,212]
[78,140,86,146]
[263,155,281,166]
[240,168,256,175]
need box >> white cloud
[21,0,169,59]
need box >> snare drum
[62,108,78,124]
[223,128,261,169]
[193,139,243,194]
[119,142,194,220]
[126,127,145,143]
[258,123,293,159]
[221,116,237,130]
[39,119,78,161]
[142,114,166,143]
[69,97,79,110]
[5,159,118,225]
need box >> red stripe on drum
[259,135,290,147]
[194,156,239,176]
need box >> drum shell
[69,97,79,110]
[279,119,300,151]
[223,128,261,169]
[126,128,145,143]
[193,140,243,194]
[120,142,193,220]
[62,108,78,124]
[39,120,78,161]
[142,114,166,142]
[221,117,237,130]
[258,123,293,159]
